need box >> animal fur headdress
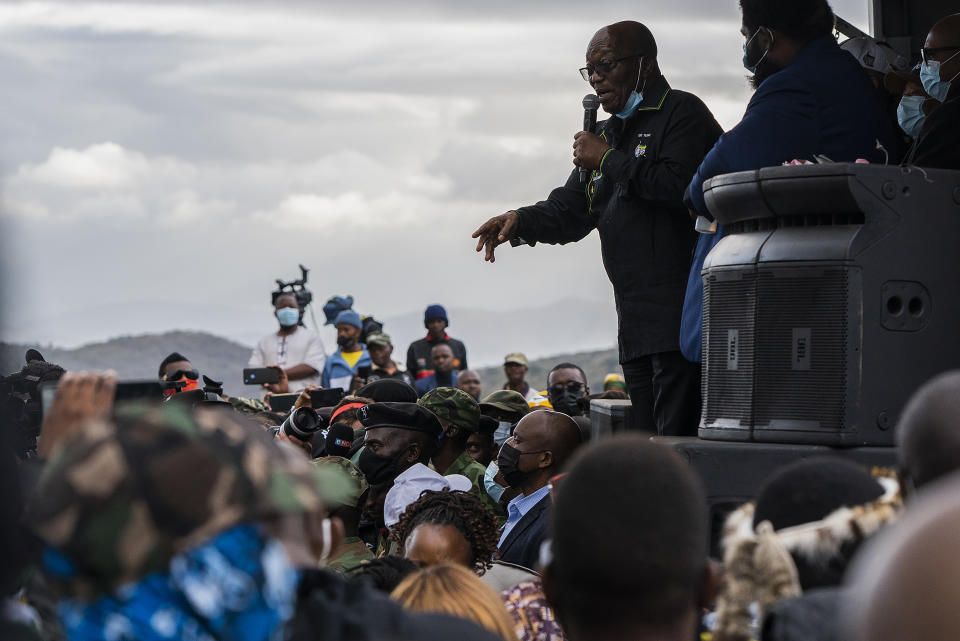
[712,470,902,641]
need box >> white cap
[383,463,473,528]
[840,37,892,74]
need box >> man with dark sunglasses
[903,13,960,169]
[158,351,200,397]
[473,21,722,438]
[546,363,590,417]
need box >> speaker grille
[753,268,849,431]
[702,271,756,427]
[703,266,852,434]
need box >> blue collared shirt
[498,485,550,548]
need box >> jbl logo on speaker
[792,328,811,370]
[726,329,739,370]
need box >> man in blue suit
[680,0,883,363]
[496,410,582,570]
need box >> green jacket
[327,537,374,574]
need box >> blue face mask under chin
[920,50,960,102]
[616,57,645,119]
[897,95,928,138]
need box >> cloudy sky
[0,1,871,360]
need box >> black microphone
[324,421,355,458]
[580,94,601,183]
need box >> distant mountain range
[0,297,619,373]
[1,330,621,399]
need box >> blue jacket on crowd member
[321,346,371,391]
[679,34,879,362]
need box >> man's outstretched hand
[472,211,519,263]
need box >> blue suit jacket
[680,35,880,362]
[496,493,550,571]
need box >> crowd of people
[2,1,960,640]
[4,339,960,641]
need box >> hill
[1,331,253,397]
[1,331,622,399]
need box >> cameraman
[249,292,326,394]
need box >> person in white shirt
[248,292,326,394]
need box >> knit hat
[424,304,448,326]
[334,309,363,330]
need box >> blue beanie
[334,309,362,329]
[424,304,448,326]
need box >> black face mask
[358,447,404,485]
[551,391,585,417]
[337,335,356,349]
[497,442,548,489]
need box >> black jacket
[406,334,468,380]
[514,76,722,361]
[905,82,960,169]
[497,493,550,571]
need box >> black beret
[355,378,419,403]
[358,402,442,437]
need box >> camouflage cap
[480,390,532,419]
[24,402,332,595]
[365,332,392,347]
[418,387,480,433]
[312,456,368,509]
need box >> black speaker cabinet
[699,164,960,446]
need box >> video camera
[271,264,313,313]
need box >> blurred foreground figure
[543,434,715,641]
[391,563,517,641]
[896,370,960,498]
[25,396,499,641]
[845,472,960,641]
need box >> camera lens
[281,407,320,440]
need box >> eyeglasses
[164,369,199,381]
[579,54,641,81]
[921,45,960,64]
[549,381,584,396]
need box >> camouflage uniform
[24,402,344,597]
[311,456,375,574]
[326,537,374,574]
[418,388,504,518]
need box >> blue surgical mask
[484,461,506,503]
[920,50,960,102]
[897,95,927,137]
[493,420,512,446]
[743,27,771,74]
[615,57,645,119]
[276,307,299,327]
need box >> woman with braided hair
[390,489,500,575]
